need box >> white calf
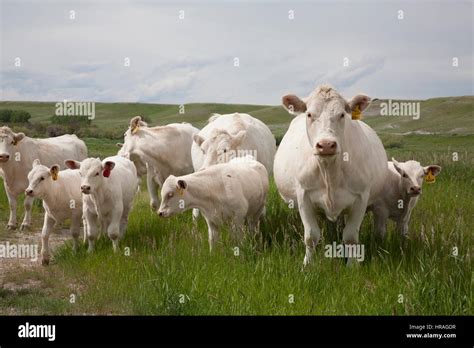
[158,157,269,250]
[65,156,138,252]
[370,158,441,238]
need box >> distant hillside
[0,96,472,137]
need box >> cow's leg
[70,212,82,253]
[40,213,56,265]
[20,195,34,231]
[297,189,321,266]
[119,205,131,239]
[204,217,219,252]
[84,209,99,253]
[5,189,18,229]
[343,193,369,266]
[108,210,122,252]
[373,209,388,241]
[146,164,160,211]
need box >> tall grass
[0,138,472,315]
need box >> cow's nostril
[158,212,164,217]
[316,143,323,148]
[330,143,336,148]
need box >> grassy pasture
[0,133,472,315]
[0,96,472,315]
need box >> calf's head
[65,158,116,194]
[0,126,25,163]
[193,128,246,170]
[282,85,372,157]
[392,158,441,196]
[158,175,188,217]
[25,159,60,198]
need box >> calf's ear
[103,161,115,178]
[12,132,25,145]
[193,134,205,147]
[424,165,441,176]
[349,94,372,113]
[177,179,187,190]
[391,158,404,176]
[50,164,60,181]
[65,160,81,170]
[282,94,307,114]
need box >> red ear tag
[103,169,111,177]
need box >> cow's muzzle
[0,153,10,162]
[315,140,337,156]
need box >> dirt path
[0,225,77,291]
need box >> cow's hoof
[6,223,17,230]
[41,258,50,266]
[20,223,31,231]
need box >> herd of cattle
[0,85,441,266]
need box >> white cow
[158,156,269,250]
[25,160,83,265]
[370,158,441,239]
[118,116,199,210]
[191,113,276,174]
[274,85,388,265]
[0,126,87,230]
[65,156,138,252]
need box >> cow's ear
[32,159,41,167]
[232,130,246,146]
[116,143,123,148]
[391,158,403,176]
[103,161,115,177]
[282,94,307,114]
[65,160,81,170]
[349,94,372,112]
[193,134,205,147]
[12,132,25,145]
[50,164,60,181]
[424,165,441,176]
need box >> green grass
[0,134,472,315]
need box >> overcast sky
[1,0,472,104]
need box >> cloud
[0,1,471,104]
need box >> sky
[0,0,472,105]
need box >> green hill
[0,96,472,138]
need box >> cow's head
[25,159,60,198]
[392,158,441,196]
[282,85,372,158]
[117,116,148,177]
[65,157,115,194]
[158,175,188,217]
[193,128,246,170]
[0,126,25,163]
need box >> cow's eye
[307,113,312,118]
[167,192,174,198]
[223,149,227,153]
[95,172,99,176]
[402,173,408,178]
[40,177,44,181]
[340,113,345,119]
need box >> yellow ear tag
[177,187,184,196]
[351,105,362,120]
[131,126,140,135]
[424,169,435,184]
[52,172,59,181]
